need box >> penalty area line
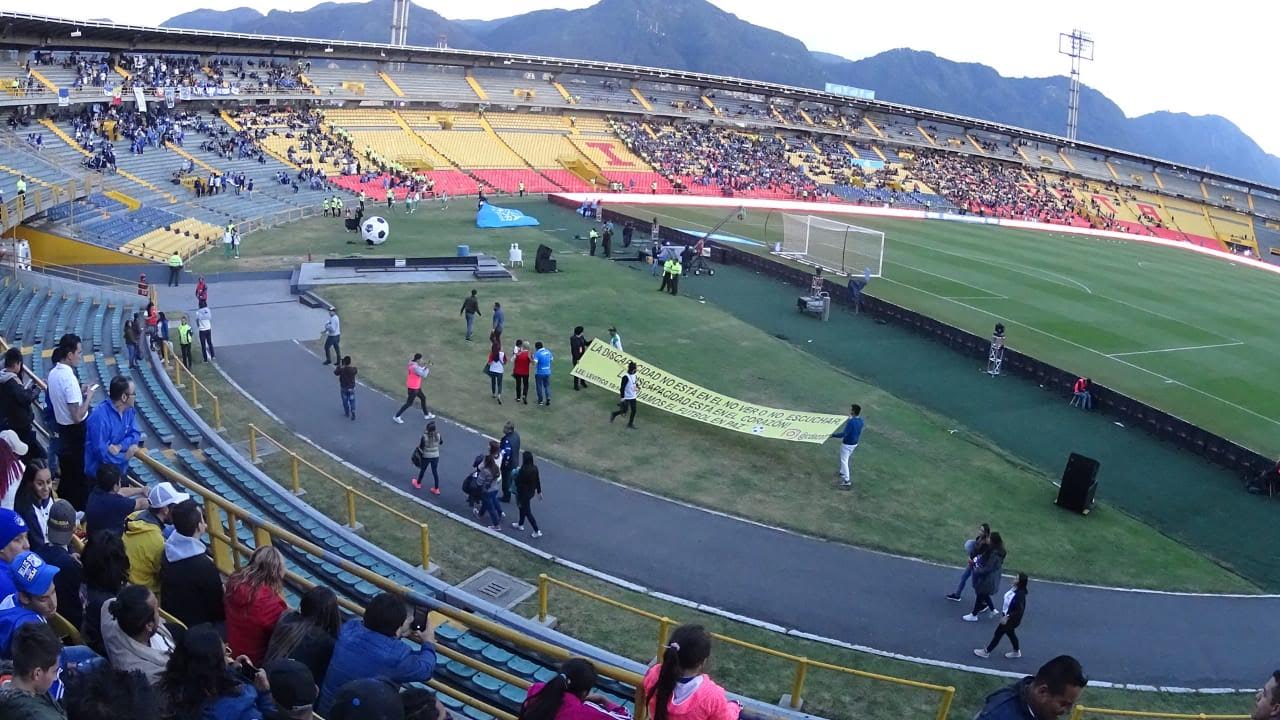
[1107,341,1245,358]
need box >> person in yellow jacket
[166,251,183,287]
[659,257,676,293]
[667,257,683,295]
[177,315,194,368]
[122,481,189,598]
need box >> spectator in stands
[964,532,1007,622]
[33,500,81,630]
[265,586,340,689]
[84,376,142,484]
[0,622,66,719]
[62,662,160,720]
[80,529,130,656]
[0,509,29,600]
[123,481,189,598]
[0,430,25,511]
[0,552,62,658]
[47,335,96,511]
[159,499,225,629]
[158,623,276,720]
[1071,377,1093,410]
[521,657,630,720]
[974,572,1028,660]
[101,584,176,685]
[196,300,215,362]
[154,312,172,365]
[84,464,148,537]
[401,687,447,720]
[327,678,403,720]
[317,591,436,714]
[643,624,740,720]
[0,348,42,460]
[264,658,318,720]
[975,655,1087,720]
[225,545,289,666]
[13,460,53,547]
[124,313,142,369]
[946,523,990,602]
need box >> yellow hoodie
[123,509,166,598]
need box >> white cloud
[3,0,1276,155]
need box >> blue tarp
[476,203,541,228]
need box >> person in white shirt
[322,308,341,365]
[609,361,641,429]
[195,301,215,362]
[608,327,623,352]
[47,334,96,510]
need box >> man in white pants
[830,404,864,490]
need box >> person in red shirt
[1071,377,1092,410]
[223,546,288,665]
[512,339,532,405]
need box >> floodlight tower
[1058,29,1094,142]
[390,0,409,46]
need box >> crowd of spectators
[907,149,1083,224]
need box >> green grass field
[613,203,1280,457]
[185,197,1256,592]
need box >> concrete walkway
[212,331,1278,690]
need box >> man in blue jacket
[83,376,141,483]
[830,404,864,491]
[317,592,435,715]
[975,655,1087,720]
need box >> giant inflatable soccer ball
[362,216,390,245]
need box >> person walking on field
[964,532,1007,622]
[511,340,532,405]
[510,451,542,538]
[830,404,864,490]
[460,290,481,341]
[333,356,358,421]
[974,572,1028,659]
[393,354,434,424]
[609,362,641,429]
[321,308,341,365]
[570,327,587,391]
[533,342,553,407]
[947,523,991,602]
[411,421,444,494]
[487,344,508,405]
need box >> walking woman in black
[511,451,543,539]
[974,572,1028,659]
[962,531,1006,622]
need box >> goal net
[777,214,884,277]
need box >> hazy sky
[8,0,1276,155]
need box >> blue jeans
[535,375,550,403]
[481,490,502,527]
[340,388,356,417]
[126,342,140,366]
[465,312,476,339]
[488,370,503,396]
[954,539,977,595]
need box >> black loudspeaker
[1055,453,1100,515]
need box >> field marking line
[880,276,1280,428]
[1107,341,1246,358]
[942,295,1007,300]
[888,234,1094,294]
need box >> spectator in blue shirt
[831,404,864,491]
[84,465,148,538]
[317,592,436,714]
[533,342,554,407]
[83,376,141,482]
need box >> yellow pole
[935,687,956,720]
[537,574,549,622]
[248,424,258,463]
[253,525,272,548]
[789,658,808,709]
[212,395,222,429]
[1069,706,1086,720]
[656,617,673,662]
[290,453,301,494]
[345,487,358,529]
[190,373,199,407]
[226,512,241,567]
[419,523,430,569]
[205,503,233,573]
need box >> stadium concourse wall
[548,193,1274,479]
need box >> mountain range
[161,0,1280,187]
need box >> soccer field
[613,203,1280,456]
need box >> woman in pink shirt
[643,625,740,720]
[520,658,630,720]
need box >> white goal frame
[775,214,885,278]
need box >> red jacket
[223,581,287,665]
[513,350,532,376]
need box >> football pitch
[613,203,1280,456]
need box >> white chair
[508,243,524,267]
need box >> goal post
[777,214,884,277]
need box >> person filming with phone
[316,591,436,715]
[46,334,97,510]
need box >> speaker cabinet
[1055,453,1100,515]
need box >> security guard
[588,227,600,256]
[322,197,332,216]
[668,256,683,295]
[15,176,26,195]
[177,315,194,368]
[659,256,676,293]
[166,251,184,287]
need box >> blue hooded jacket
[200,682,275,720]
[0,593,44,658]
[317,618,436,714]
[975,677,1037,720]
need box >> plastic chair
[508,243,523,267]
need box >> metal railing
[1070,709,1248,720]
[0,174,103,233]
[537,573,955,719]
[245,422,431,570]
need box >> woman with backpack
[411,421,444,495]
[974,572,1028,659]
[466,440,500,514]
[963,531,1006,622]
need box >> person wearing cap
[47,334,96,511]
[0,428,27,510]
[160,499,225,629]
[33,500,82,630]
[0,622,66,720]
[0,509,30,601]
[265,658,318,720]
[327,677,403,720]
[317,592,436,714]
[123,481,189,598]
[83,375,142,484]
[0,551,60,658]
[0,347,43,461]
[84,464,149,538]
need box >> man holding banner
[609,362,641,429]
[831,404,865,491]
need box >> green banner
[570,340,846,443]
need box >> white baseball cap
[148,481,190,508]
[0,429,28,457]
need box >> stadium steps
[465,75,488,101]
[379,71,406,98]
